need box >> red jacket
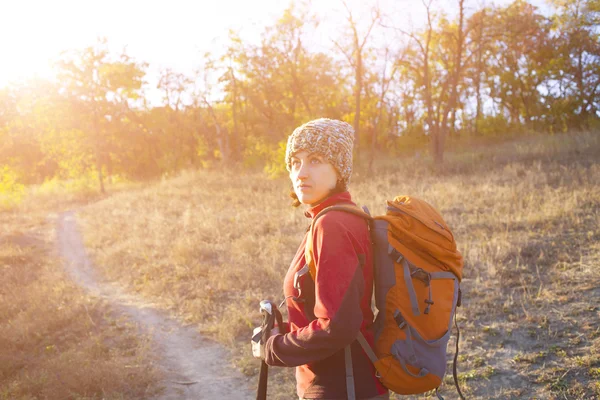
[265,192,387,399]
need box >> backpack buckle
[411,267,431,286]
[393,309,406,329]
[424,299,435,315]
[388,245,403,263]
[292,264,309,303]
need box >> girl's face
[289,150,340,206]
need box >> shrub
[0,166,25,210]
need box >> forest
[1,0,599,199]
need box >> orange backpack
[305,195,465,400]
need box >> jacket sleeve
[264,213,366,367]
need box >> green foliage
[264,141,288,179]
[243,138,288,178]
[39,169,101,197]
[40,128,93,179]
[196,137,210,160]
[1,1,600,184]
[0,166,25,209]
[242,137,270,169]
[54,37,147,191]
[476,115,512,137]
[392,134,429,156]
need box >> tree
[0,80,69,183]
[157,68,200,168]
[438,0,466,161]
[550,0,600,128]
[194,54,230,164]
[220,31,246,161]
[220,5,348,157]
[386,0,441,163]
[333,1,381,157]
[484,2,554,130]
[366,47,398,173]
[56,38,146,192]
[464,6,493,135]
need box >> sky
[0,0,550,105]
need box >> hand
[251,325,279,359]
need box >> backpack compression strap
[342,332,382,400]
[453,304,466,400]
[307,204,466,400]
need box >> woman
[259,118,388,400]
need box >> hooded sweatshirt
[265,191,388,399]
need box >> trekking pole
[256,300,274,400]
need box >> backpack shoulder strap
[348,332,380,400]
[345,345,356,400]
[453,306,466,400]
[304,204,372,280]
[304,206,377,400]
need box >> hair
[289,179,348,208]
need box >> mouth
[298,184,311,191]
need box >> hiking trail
[56,211,253,400]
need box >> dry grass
[0,184,162,400]
[0,176,142,241]
[0,234,160,399]
[77,131,600,399]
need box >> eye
[291,159,300,168]
[310,157,322,164]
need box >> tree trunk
[92,108,105,194]
[204,98,229,164]
[230,66,241,162]
[437,0,465,165]
[474,9,485,136]
[94,135,105,193]
[424,33,437,164]
[95,155,105,193]
[106,154,113,185]
[354,52,362,159]
[368,51,391,175]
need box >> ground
[2,132,599,399]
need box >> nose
[296,160,309,181]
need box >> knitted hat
[285,118,355,186]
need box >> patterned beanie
[285,118,355,186]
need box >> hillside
[77,132,600,399]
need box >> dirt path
[56,211,254,400]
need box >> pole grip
[256,301,276,400]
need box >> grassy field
[70,131,600,398]
[0,188,161,399]
[0,232,159,400]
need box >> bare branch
[359,6,381,50]
[381,23,426,54]
[331,39,356,67]
[341,0,353,22]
